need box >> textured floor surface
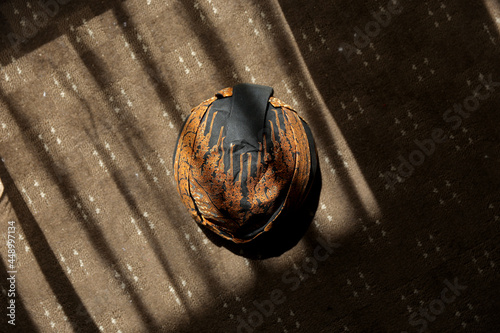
[0,0,499,332]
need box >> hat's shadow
[199,168,322,260]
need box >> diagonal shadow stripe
[0,89,160,332]
[0,249,39,332]
[59,26,228,300]
[0,159,99,332]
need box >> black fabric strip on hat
[226,83,274,149]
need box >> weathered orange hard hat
[173,83,318,243]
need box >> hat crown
[173,85,316,243]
